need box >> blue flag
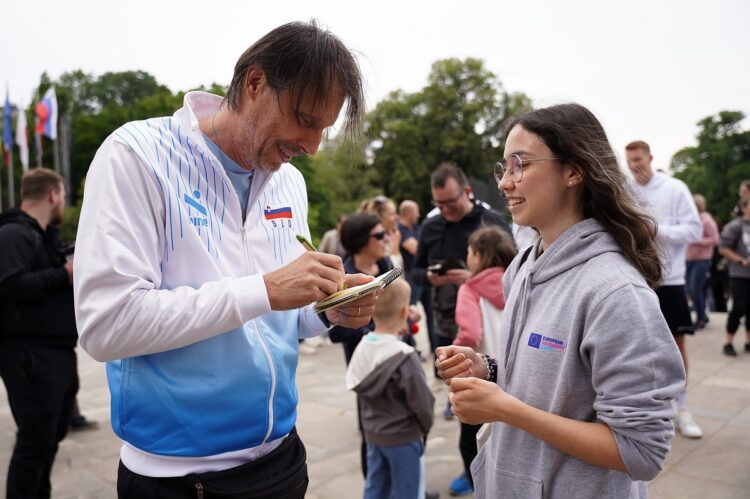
[2,91,12,153]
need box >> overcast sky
[2,0,748,167]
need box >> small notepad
[313,268,403,314]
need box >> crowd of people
[0,19,747,499]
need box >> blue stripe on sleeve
[121,124,170,263]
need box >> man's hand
[444,268,471,286]
[264,252,344,310]
[427,269,470,287]
[324,273,379,329]
[64,259,74,284]
[427,270,450,287]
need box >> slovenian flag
[35,87,58,140]
[264,206,293,220]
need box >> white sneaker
[676,409,703,439]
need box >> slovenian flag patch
[264,206,293,220]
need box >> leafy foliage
[23,60,530,239]
[365,58,532,210]
[18,71,226,239]
[290,154,335,242]
[672,111,750,224]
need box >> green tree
[307,137,381,226]
[366,58,532,209]
[672,111,750,224]
[26,70,192,237]
[90,70,170,109]
[290,154,335,242]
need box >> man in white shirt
[75,21,375,498]
[626,140,703,439]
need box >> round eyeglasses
[494,154,562,183]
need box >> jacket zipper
[195,482,204,499]
[218,160,277,445]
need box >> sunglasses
[370,230,387,241]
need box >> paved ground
[1,310,749,498]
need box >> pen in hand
[295,234,317,252]
[296,234,346,290]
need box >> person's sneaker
[449,472,473,496]
[70,416,99,432]
[675,409,703,439]
[443,401,454,420]
[723,343,737,357]
[745,342,750,353]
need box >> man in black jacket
[412,162,510,496]
[0,168,78,499]
[413,163,511,348]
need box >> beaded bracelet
[482,355,498,383]
[481,354,491,380]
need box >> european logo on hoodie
[528,333,566,352]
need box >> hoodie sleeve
[454,283,482,348]
[74,139,272,362]
[399,353,435,435]
[657,181,702,246]
[719,219,741,250]
[582,283,685,481]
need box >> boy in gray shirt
[346,279,435,499]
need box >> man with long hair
[75,21,376,498]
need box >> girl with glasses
[436,103,685,498]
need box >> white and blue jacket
[74,92,328,462]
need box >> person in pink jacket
[686,194,720,329]
[449,225,516,495]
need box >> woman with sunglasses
[329,212,393,364]
[328,211,393,477]
[436,103,685,498]
[360,195,403,270]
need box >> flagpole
[60,116,72,204]
[35,132,42,166]
[53,136,60,173]
[6,148,13,207]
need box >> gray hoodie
[346,333,435,446]
[471,219,686,499]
